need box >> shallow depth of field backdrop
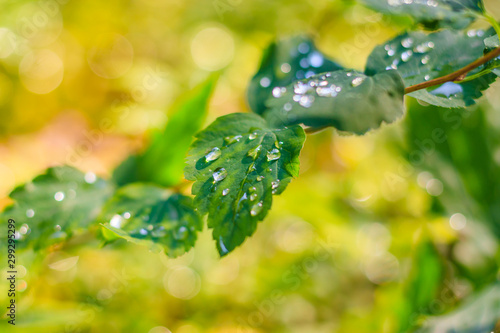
[1,0,500,332]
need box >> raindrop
[151,226,166,238]
[250,201,263,216]
[424,75,431,81]
[294,81,311,94]
[222,188,230,196]
[123,212,131,219]
[421,55,430,64]
[219,236,229,254]
[247,145,262,159]
[224,135,242,145]
[284,103,292,111]
[54,191,65,202]
[256,175,264,181]
[298,95,314,108]
[401,50,413,62]
[250,193,258,201]
[401,37,413,48]
[19,224,30,235]
[267,148,281,161]
[272,86,286,98]
[139,228,148,236]
[271,180,280,189]
[248,132,258,140]
[431,82,463,98]
[205,147,221,162]
[351,77,365,87]
[213,167,228,182]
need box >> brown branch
[405,46,500,94]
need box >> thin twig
[405,46,500,94]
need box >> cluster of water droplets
[384,38,435,70]
[387,0,438,7]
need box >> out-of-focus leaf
[263,69,405,134]
[358,0,483,29]
[0,166,113,250]
[484,35,500,76]
[112,75,217,187]
[184,113,305,256]
[247,36,343,115]
[398,241,445,332]
[417,283,500,333]
[366,29,497,108]
[100,183,202,258]
[404,101,500,238]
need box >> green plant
[3,0,500,260]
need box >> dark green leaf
[1,166,113,250]
[358,0,483,29]
[184,113,305,256]
[262,69,405,134]
[247,36,343,115]
[112,75,217,187]
[366,29,497,108]
[100,183,202,257]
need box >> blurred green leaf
[263,69,405,134]
[366,29,498,108]
[112,75,218,187]
[404,101,500,238]
[247,36,343,115]
[358,0,482,29]
[184,113,305,255]
[398,241,445,332]
[417,282,500,333]
[1,166,113,250]
[100,183,202,257]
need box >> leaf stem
[404,46,500,94]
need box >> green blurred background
[1,0,500,332]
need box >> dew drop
[152,226,166,238]
[84,172,97,184]
[272,86,286,98]
[421,55,430,64]
[256,175,264,182]
[248,132,257,140]
[271,180,280,189]
[284,103,292,111]
[110,214,123,228]
[267,148,281,161]
[213,167,227,182]
[250,193,258,201]
[401,37,413,48]
[205,147,221,162]
[308,51,324,68]
[281,63,291,73]
[294,81,311,94]
[224,135,242,146]
[247,145,262,159]
[250,201,263,216]
[139,228,148,236]
[424,75,431,81]
[219,236,229,255]
[298,95,314,108]
[222,188,230,196]
[401,50,413,62]
[351,77,365,87]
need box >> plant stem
[404,46,500,94]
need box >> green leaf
[184,113,305,256]
[358,0,482,29]
[484,34,499,48]
[100,183,202,257]
[112,75,217,187]
[1,166,113,250]
[262,69,405,135]
[484,34,500,77]
[366,29,498,108]
[417,282,500,333]
[247,36,343,115]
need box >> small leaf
[0,166,113,250]
[263,69,405,134]
[484,34,500,77]
[358,0,483,29]
[112,75,217,187]
[100,183,202,258]
[484,34,500,48]
[184,113,305,256]
[247,36,343,115]
[366,29,498,108]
